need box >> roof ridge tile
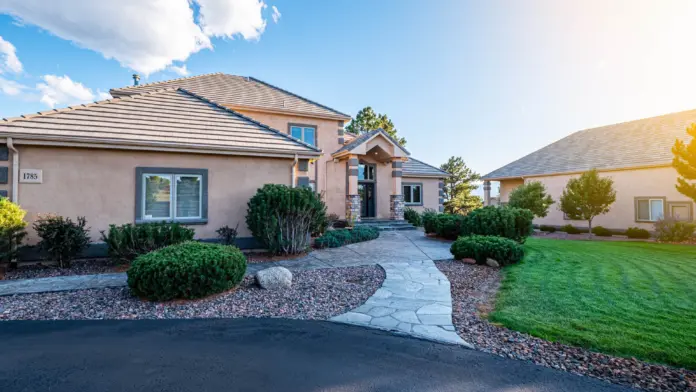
[110,72,223,92]
[248,76,351,119]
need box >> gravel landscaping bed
[2,259,124,280]
[434,261,696,392]
[0,266,384,321]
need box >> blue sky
[1,0,696,185]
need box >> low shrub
[450,235,524,267]
[127,241,246,301]
[100,222,195,263]
[314,226,380,249]
[560,224,584,234]
[461,206,534,243]
[625,226,651,239]
[327,213,340,229]
[33,214,91,268]
[654,218,696,243]
[0,198,27,265]
[404,207,422,227]
[422,209,439,234]
[591,226,613,237]
[435,214,467,240]
[539,225,556,233]
[216,224,239,246]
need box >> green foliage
[33,214,91,268]
[434,214,467,240]
[461,206,534,243]
[654,218,696,243]
[403,207,422,227]
[127,241,247,301]
[450,235,524,266]
[539,225,556,233]
[672,123,696,202]
[216,224,239,246]
[345,106,406,146]
[439,156,482,215]
[560,224,583,234]
[559,169,616,233]
[422,209,439,234]
[100,222,195,263]
[625,227,651,239]
[0,198,27,264]
[591,226,613,237]
[246,184,327,255]
[508,181,555,218]
[314,226,380,249]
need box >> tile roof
[0,88,321,156]
[110,73,351,120]
[403,157,449,177]
[333,128,410,155]
[483,108,696,180]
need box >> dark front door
[358,183,376,218]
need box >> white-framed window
[403,183,422,205]
[290,125,316,146]
[137,168,208,223]
[635,198,664,222]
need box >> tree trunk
[588,217,593,239]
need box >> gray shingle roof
[0,88,321,156]
[333,128,410,155]
[110,73,351,120]
[483,108,696,180]
[403,158,449,177]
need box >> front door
[358,183,376,218]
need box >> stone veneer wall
[346,194,361,224]
[390,194,404,220]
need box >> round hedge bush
[127,241,247,301]
[450,235,524,267]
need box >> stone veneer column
[439,180,445,212]
[346,155,361,223]
[390,159,404,220]
[483,180,491,206]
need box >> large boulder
[486,258,500,268]
[255,266,293,290]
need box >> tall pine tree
[345,106,407,146]
[672,123,696,201]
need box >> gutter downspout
[7,137,18,203]
[291,154,298,187]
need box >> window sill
[136,219,208,226]
[405,203,423,207]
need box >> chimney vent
[133,74,140,86]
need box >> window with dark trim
[358,163,376,181]
[290,125,316,146]
[668,201,693,221]
[403,183,422,205]
[635,197,665,222]
[136,167,208,224]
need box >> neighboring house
[0,73,447,252]
[482,109,696,231]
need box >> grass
[490,238,696,369]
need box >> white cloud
[96,90,112,101]
[0,36,22,73]
[0,0,274,75]
[196,0,267,40]
[0,77,26,95]
[36,74,100,108]
[169,64,189,76]
[271,6,281,24]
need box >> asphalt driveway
[0,318,633,392]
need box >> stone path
[0,273,127,296]
[331,259,470,347]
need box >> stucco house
[0,73,447,252]
[482,109,696,231]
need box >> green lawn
[490,238,696,369]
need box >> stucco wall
[402,176,441,213]
[498,166,693,230]
[14,146,293,243]
[499,179,524,203]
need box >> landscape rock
[485,258,500,268]
[255,266,293,290]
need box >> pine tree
[672,123,696,201]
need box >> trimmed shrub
[127,241,246,301]
[625,226,650,239]
[404,207,422,227]
[560,224,583,234]
[422,209,439,234]
[0,198,27,265]
[461,206,534,243]
[539,225,556,233]
[450,235,524,267]
[435,214,467,240]
[33,214,91,268]
[216,224,239,246]
[654,218,696,243]
[100,222,195,263]
[314,226,380,249]
[246,184,327,255]
[591,226,613,237]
